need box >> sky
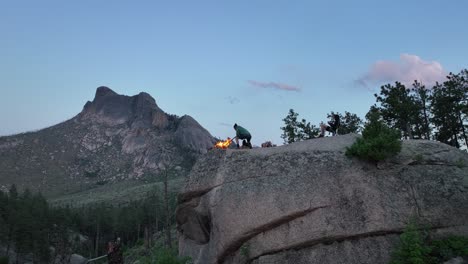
[1,0,467,145]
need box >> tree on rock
[281,109,319,144]
[346,107,402,162]
[431,70,468,148]
[411,80,432,140]
[327,111,363,135]
[375,82,419,139]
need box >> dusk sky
[1,0,467,145]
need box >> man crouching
[233,123,252,149]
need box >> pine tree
[375,82,419,139]
[281,109,319,143]
[0,190,8,245]
[5,185,19,257]
[431,71,468,148]
[30,193,50,263]
[346,107,402,161]
[280,109,300,144]
[297,119,320,139]
[411,80,432,139]
[327,111,363,135]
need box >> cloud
[248,80,301,92]
[225,96,240,104]
[357,54,447,88]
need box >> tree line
[281,69,467,150]
[280,109,363,144]
[374,69,467,148]
[0,184,178,263]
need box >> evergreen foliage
[280,109,319,144]
[153,248,190,264]
[346,109,402,161]
[411,80,432,139]
[375,82,419,139]
[372,69,467,148]
[431,70,468,148]
[430,236,468,261]
[390,222,468,264]
[390,222,432,264]
[327,111,363,134]
[0,185,179,261]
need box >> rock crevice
[217,205,330,263]
[250,224,467,264]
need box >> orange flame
[214,137,232,149]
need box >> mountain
[0,86,216,202]
[176,134,468,264]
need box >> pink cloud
[357,54,447,88]
[248,80,301,92]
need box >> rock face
[80,87,168,128]
[0,87,215,201]
[175,115,215,154]
[66,254,87,264]
[176,134,468,264]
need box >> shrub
[155,248,191,264]
[240,243,250,257]
[390,222,432,264]
[390,222,468,264]
[430,236,468,261]
[346,110,401,161]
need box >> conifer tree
[411,80,432,139]
[375,82,419,139]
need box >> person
[242,139,248,148]
[233,123,252,149]
[107,237,123,264]
[319,114,340,137]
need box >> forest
[0,184,178,263]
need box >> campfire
[214,137,233,149]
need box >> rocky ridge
[0,87,215,200]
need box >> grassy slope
[49,177,186,207]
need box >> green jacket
[235,125,251,139]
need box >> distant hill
[0,86,215,203]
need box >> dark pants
[239,135,251,143]
[236,135,252,148]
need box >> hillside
[176,134,468,264]
[0,86,215,203]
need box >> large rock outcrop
[176,134,468,264]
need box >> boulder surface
[176,134,468,264]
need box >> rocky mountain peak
[136,91,157,105]
[0,86,215,201]
[80,87,164,127]
[95,86,118,98]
